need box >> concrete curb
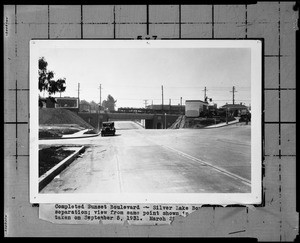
[39,146,85,191]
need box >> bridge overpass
[78,112,179,130]
[108,112,155,120]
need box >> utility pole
[77,82,80,100]
[77,83,80,112]
[169,98,171,106]
[99,84,102,108]
[98,84,102,132]
[203,86,207,101]
[230,86,237,104]
[161,85,164,111]
[144,99,148,108]
[180,97,183,114]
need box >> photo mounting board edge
[29,39,263,205]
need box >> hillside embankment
[169,115,236,129]
[39,108,97,138]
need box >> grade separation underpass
[40,121,251,194]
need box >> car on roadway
[101,122,116,136]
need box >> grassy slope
[39,108,95,130]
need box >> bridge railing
[116,107,185,115]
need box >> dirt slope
[39,108,95,130]
[169,115,235,129]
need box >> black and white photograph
[30,40,262,204]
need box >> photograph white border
[30,39,262,204]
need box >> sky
[37,45,251,109]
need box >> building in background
[220,103,249,117]
[185,100,208,118]
[43,97,79,113]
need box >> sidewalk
[204,118,239,129]
[61,129,101,139]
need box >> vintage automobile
[101,121,116,136]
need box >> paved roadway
[40,121,251,194]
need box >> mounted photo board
[4,3,298,240]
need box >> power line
[95,84,251,89]
[102,97,251,101]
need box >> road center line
[158,143,251,187]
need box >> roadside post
[226,108,228,124]
[164,113,167,129]
[97,106,100,132]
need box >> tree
[90,101,98,111]
[102,95,117,112]
[38,57,66,107]
[79,99,90,111]
[79,100,100,112]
